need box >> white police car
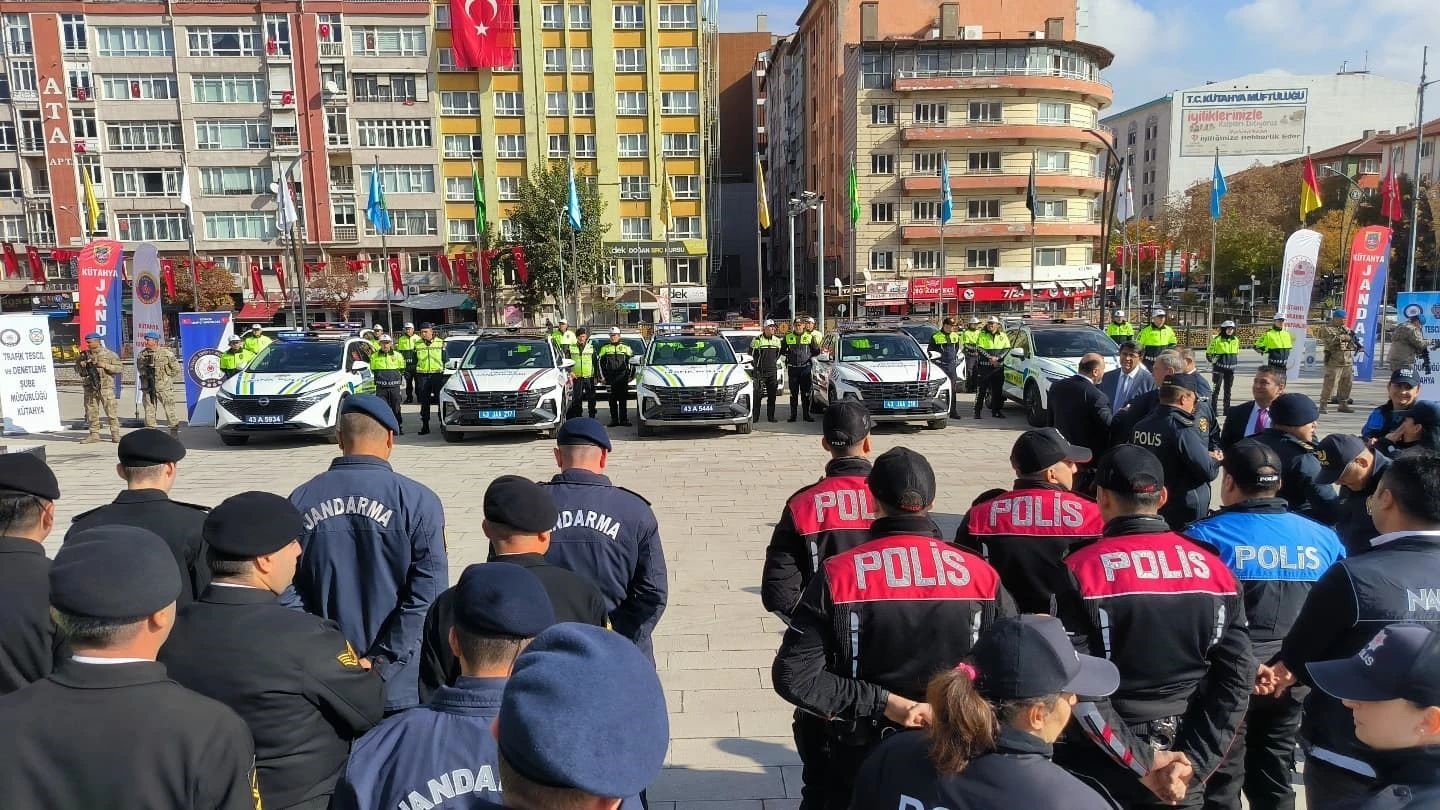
[214,333,376,445]
[632,326,753,436]
[810,322,952,430]
[1002,320,1118,426]
[436,330,572,441]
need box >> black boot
[419,421,430,435]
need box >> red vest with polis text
[962,486,1103,614]
[823,532,1011,702]
[787,474,876,573]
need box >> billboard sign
[1179,88,1308,157]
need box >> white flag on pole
[1115,162,1135,223]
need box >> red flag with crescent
[250,261,267,301]
[450,0,516,69]
[389,255,404,294]
[437,253,454,285]
[1,243,17,278]
[454,255,471,288]
[26,246,44,284]
[160,258,176,298]
[273,261,288,300]
[512,245,528,284]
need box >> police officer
[761,400,876,810]
[961,316,984,391]
[598,326,636,427]
[1126,372,1219,530]
[930,318,964,417]
[1307,624,1440,810]
[1137,307,1177,369]
[0,526,258,810]
[367,324,388,352]
[219,336,254,379]
[333,563,556,810]
[750,319,784,422]
[138,330,182,433]
[1207,320,1241,412]
[1264,452,1440,808]
[76,331,123,444]
[411,323,446,435]
[772,447,1017,809]
[1108,309,1136,343]
[1253,392,1340,523]
[1113,350,1221,453]
[1184,440,1346,810]
[1256,316,1295,367]
[368,335,407,434]
[1319,309,1359,414]
[243,323,273,355]
[567,326,598,419]
[1315,433,1390,555]
[1363,368,1422,443]
[419,475,607,699]
[67,428,209,607]
[974,316,1011,419]
[0,453,60,695]
[1054,445,1253,810]
[542,418,667,659]
[159,492,385,810]
[957,428,1103,614]
[785,316,820,422]
[395,322,418,404]
[550,317,577,358]
[289,395,449,713]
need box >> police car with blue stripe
[631,324,753,436]
[215,332,376,445]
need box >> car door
[812,333,836,403]
[345,339,377,393]
[1002,329,1029,398]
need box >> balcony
[332,225,358,242]
[19,138,44,154]
[901,121,1108,144]
[319,42,345,59]
[327,132,352,149]
[272,129,301,152]
[901,219,1101,241]
[893,69,1112,103]
[901,169,1106,195]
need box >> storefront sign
[0,313,62,434]
[604,241,703,258]
[865,280,909,303]
[667,285,708,303]
[908,276,959,301]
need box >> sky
[719,0,1438,114]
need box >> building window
[966,248,998,269]
[618,134,647,158]
[8,60,36,95]
[0,169,21,197]
[95,27,173,57]
[1038,102,1071,124]
[659,47,698,72]
[434,5,451,28]
[913,103,947,125]
[199,167,271,195]
[672,175,700,199]
[204,212,276,240]
[911,201,940,222]
[1035,247,1066,266]
[911,152,943,176]
[658,4,698,28]
[115,213,188,242]
[911,250,941,271]
[870,250,895,271]
[4,15,33,56]
[264,14,291,55]
[572,92,595,115]
[871,202,895,223]
[570,5,592,29]
[496,134,526,158]
[352,74,418,102]
[448,218,478,243]
[0,122,14,150]
[494,91,524,116]
[67,66,92,100]
[325,108,349,146]
[187,26,262,57]
[870,104,895,125]
[613,4,645,29]
[0,215,23,240]
[660,91,698,115]
[617,91,647,116]
[670,257,702,284]
[967,151,1001,173]
[356,119,433,148]
[105,122,182,151]
[102,75,178,100]
[440,91,480,115]
[662,133,699,157]
[966,199,1000,220]
[443,134,483,158]
[570,48,593,72]
[192,75,267,103]
[1360,158,1380,174]
[621,218,652,240]
[968,101,1002,123]
[574,134,597,158]
[1035,199,1067,219]
[544,48,566,72]
[444,175,474,202]
[497,176,521,201]
[545,91,568,116]
[548,135,569,158]
[871,153,894,175]
[350,26,427,56]
[670,216,701,238]
[371,211,438,237]
[615,48,645,73]
[500,219,522,241]
[70,109,98,141]
[620,258,650,285]
[438,48,461,72]
[373,165,436,194]
[541,5,565,29]
[620,176,650,199]
[60,14,87,53]
[195,120,270,150]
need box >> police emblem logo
[1315,449,1328,465]
[1359,629,1388,666]
[1197,417,1208,433]
[187,349,226,388]
[0,329,19,347]
[337,640,361,668]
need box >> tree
[308,264,364,321]
[165,259,237,312]
[504,161,610,319]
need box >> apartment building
[433,0,716,323]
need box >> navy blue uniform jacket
[290,455,449,712]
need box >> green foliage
[503,162,610,316]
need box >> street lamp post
[815,196,826,334]
[1407,46,1439,291]
[1084,128,1125,329]
[548,198,566,324]
[787,192,822,322]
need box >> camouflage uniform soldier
[1319,308,1359,414]
[76,332,123,444]
[137,331,182,433]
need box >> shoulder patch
[1197,417,1208,433]
[337,640,361,668]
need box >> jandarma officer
[0,452,62,696]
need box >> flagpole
[756,152,765,324]
[472,158,487,327]
[939,151,946,306]
[1207,219,1218,330]
[374,156,394,331]
[179,156,199,311]
[1407,45,1428,292]
[1028,150,1037,313]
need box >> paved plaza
[23,358,1382,808]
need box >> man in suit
[1100,341,1155,413]
[1220,364,1287,451]
[1050,352,1112,459]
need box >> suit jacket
[1049,375,1112,457]
[1100,367,1155,411]
[1220,401,1260,451]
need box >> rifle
[78,352,101,390]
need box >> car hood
[444,368,563,392]
[1031,355,1118,377]
[832,360,945,384]
[640,364,749,388]
[224,370,344,396]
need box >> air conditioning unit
[601,284,618,298]
[406,284,421,295]
[1029,30,1046,39]
[961,25,983,39]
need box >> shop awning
[403,291,471,310]
[237,300,283,321]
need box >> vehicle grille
[851,380,943,415]
[450,391,543,411]
[652,385,740,406]
[223,395,310,420]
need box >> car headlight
[298,389,331,404]
[724,383,746,399]
[216,390,234,404]
[532,385,557,396]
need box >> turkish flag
[25,246,44,284]
[389,255,404,294]
[454,255,471,287]
[161,258,177,298]
[1,243,17,278]
[273,262,288,300]
[437,253,453,285]
[451,0,516,69]
[250,262,267,301]
[512,245,528,284]
[1380,166,1404,224]
[479,250,492,287]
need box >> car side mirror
[444,358,460,371]
[816,352,832,363]
[351,361,370,372]
[737,353,753,365]
[1009,347,1027,359]
[629,355,642,366]
[928,351,942,361]
[560,358,576,369]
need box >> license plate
[243,414,285,425]
[883,399,920,409]
[477,409,517,419]
[680,404,716,414]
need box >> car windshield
[461,339,552,370]
[900,324,938,345]
[445,339,474,362]
[724,334,758,354]
[246,341,345,373]
[1032,329,1120,358]
[838,333,925,362]
[648,337,737,365]
[589,336,647,355]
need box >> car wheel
[219,434,249,446]
[636,418,654,437]
[1024,382,1049,427]
[813,383,832,413]
[441,424,463,443]
[926,417,948,431]
[737,420,752,435]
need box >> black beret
[500,624,668,797]
[452,562,555,638]
[0,452,59,500]
[117,428,186,467]
[52,527,181,618]
[341,394,399,434]
[484,475,558,533]
[204,492,304,558]
[1269,393,1319,427]
[556,417,612,451]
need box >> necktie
[1256,407,1269,432]
[1116,374,1129,408]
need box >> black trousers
[607,380,630,425]
[755,373,779,421]
[789,365,813,419]
[973,364,1004,415]
[568,377,596,418]
[793,711,831,810]
[403,360,417,401]
[417,373,445,424]
[1204,692,1303,810]
[1301,758,1377,810]
[376,385,404,430]
[1211,367,1236,411]
[940,362,962,416]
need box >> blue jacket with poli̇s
[542,469,668,659]
[289,455,449,712]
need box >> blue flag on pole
[567,164,583,231]
[366,167,392,234]
[1210,154,1228,220]
[940,153,953,224]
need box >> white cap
[986,316,1001,324]
[403,322,415,328]
[250,324,262,330]
[1152,307,1166,316]
[1113,310,1126,318]
[1220,320,1236,328]
[763,319,776,327]
[609,326,621,336]
[968,316,981,324]
[559,317,569,324]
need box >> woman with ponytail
[849,615,1123,809]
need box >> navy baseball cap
[340,394,399,434]
[868,447,936,512]
[1308,623,1440,707]
[1396,400,1440,429]
[452,562,555,639]
[971,615,1120,700]
[52,527,181,618]
[1222,439,1283,491]
[1391,368,1420,387]
[1315,434,1368,485]
[822,400,873,448]
[1011,428,1091,475]
[1269,393,1319,426]
[556,417,612,451]
[1094,445,1164,495]
[1163,372,1201,394]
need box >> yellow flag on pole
[756,154,772,230]
[82,167,100,233]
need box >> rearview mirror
[629,355,642,366]
[1009,347,1026,359]
[737,353,753,365]
[560,358,575,369]
[444,358,461,371]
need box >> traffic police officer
[761,400,876,810]
[1319,309,1359,413]
[750,319,784,422]
[956,428,1103,614]
[411,323,446,435]
[419,475,607,699]
[785,317,820,422]
[1207,320,1241,411]
[567,326,598,419]
[772,447,1017,809]
[0,526,259,810]
[550,317,577,358]
[1137,307,1177,369]
[289,395,449,713]
[1264,452,1440,809]
[76,330,123,443]
[395,322,418,403]
[542,418,667,659]
[1256,316,1295,367]
[1055,445,1253,810]
[243,323,273,355]
[1126,372,1219,530]
[0,452,60,695]
[1184,440,1346,810]
[368,335,407,434]
[160,492,385,810]
[974,316,1011,419]
[67,428,210,607]
[1253,392,1340,522]
[1108,309,1136,343]
[219,336,254,379]
[961,316,983,390]
[598,327,636,427]
[333,563,556,810]
[930,318,965,418]
[1315,433,1390,555]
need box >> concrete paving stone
[707,632,785,651]
[669,650,779,670]
[668,711,742,739]
[763,801,801,810]
[660,668,764,691]
[738,711,796,738]
[668,737,801,768]
[654,634,711,653]
[647,766,787,802]
[780,765,805,799]
[683,689,792,714]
